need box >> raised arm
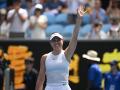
[64,5,86,62]
[35,54,46,90]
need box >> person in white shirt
[86,20,108,40]
[7,0,28,33]
[0,8,10,38]
[32,4,44,22]
[33,15,47,39]
[27,15,48,39]
[35,5,86,90]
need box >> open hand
[77,5,87,17]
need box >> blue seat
[101,24,111,33]
[43,13,56,25]
[63,24,75,39]
[82,14,91,25]
[45,24,64,38]
[79,24,92,37]
[55,13,68,25]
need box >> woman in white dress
[35,5,86,90]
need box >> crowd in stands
[0,0,120,40]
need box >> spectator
[104,60,120,90]
[29,3,46,26]
[7,0,28,33]
[35,15,48,39]
[44,0,64,15]
[0,49,14,90]
[0,8,10,39]
[25,16,36,39]
[24,57,38,90]
[106,0,120,21]
[67,0,81,24]
[21,0,38,9]
[23,3,43,35]
[33,3,43,19]
[25,15,48,39]
[23,0,35,17]
[60,0,67,3]
[85,0,95,8]
[39,0,46,4]
[85,20,108,40]
[32,0,40,4]
[107,18,120,39]
[67,0,81,14]
[60,3,68,14]
[90,0,107,23]
[82,50,102,90]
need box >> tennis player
[36,5,86,90]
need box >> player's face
[50,37,63,51]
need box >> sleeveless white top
[45,50,69,84]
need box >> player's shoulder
[41,53,49,61]
[40,54,47,64]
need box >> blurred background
[0,0,120,40]
[0,0,120,90]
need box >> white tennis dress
[45,50,71,90]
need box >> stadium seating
[45,24,64,38]
[43,12,56,25]
[82,14,91,26]
[63,24,75,39]
[55,13,68,26]
[101,24,111,33]
[79,24,92,38]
